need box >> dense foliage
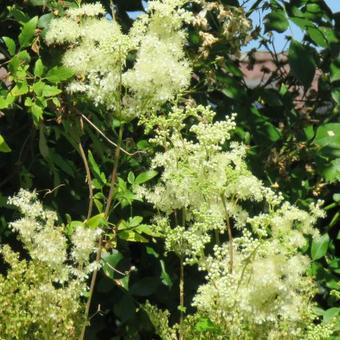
[0,0,339,339]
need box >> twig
[78,142,93,219]
[80,113,144,157]
[79,125,124,340]
[179,256,184,340]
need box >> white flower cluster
[139,105,332,337]
[7,189,99,281]
[46,1,193,121]
[1,189,102,338]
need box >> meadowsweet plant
[139,105,335,339]
[1,1,333,339]
[0,189,100,339]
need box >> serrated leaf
[323,308,340,323]
[322,159,340,183]
[135,170,158,185]
[18,16,38,49]
[31,103,44,123]
[85,213,105,228]
[0,134,11,153]
[2,37,16,56]
[10,82,28,96]
[118,230,148,243]
[42,85,61,97]
[129,216,143,228]
[0,96,13,110]
[34,59,45,77]
[288,40,316,88]
[135,224,162,237]
[311,233,330,260]
[264,9,289,33]
[195,318,216,332]
[45,66,74,83]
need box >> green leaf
[333,193,340,202]
[331,88,340,105]
[66,220,84,236]
[10,82,28,96]
[160,259,173,287]
[131,216,144,227]
[18,16,38,49]
[0,134,11,153]
[88,150,107,186]
[307,27,328,48]
[315,123,340,149]
[8,6,30,23]
[330,58,340,83]
[85,213,105,228]
[322,159,340,183]
[2,37,16,56]
[34,59,45,77]
[29,0,48,6]
[42,85,62,97]
[135,224,162,237]
[45,66,74,83]
[323,308,340,323]
[0,95,14,110]
[102,250,124,280]
[32,81,45,96]
[118,230,148,243]
[217,74,246,100]
[49,150,75,177]
[31,103,44,123]
[195,318,216,332]
[127,171,135,184]
[311,234,330,260]
[289,17,313,30]
[135,170,158,185]
[38,13,53,29]
[288,40,316,88]
[264,9,289,33]
[263,122,282,142]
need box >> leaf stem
[78,142,93,219]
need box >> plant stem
[179,255,184,340]
[221,194,234,274]
[179,207,186,340]
[78,142,93,219]
[79,125,124,340]
[104,125,124,217]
